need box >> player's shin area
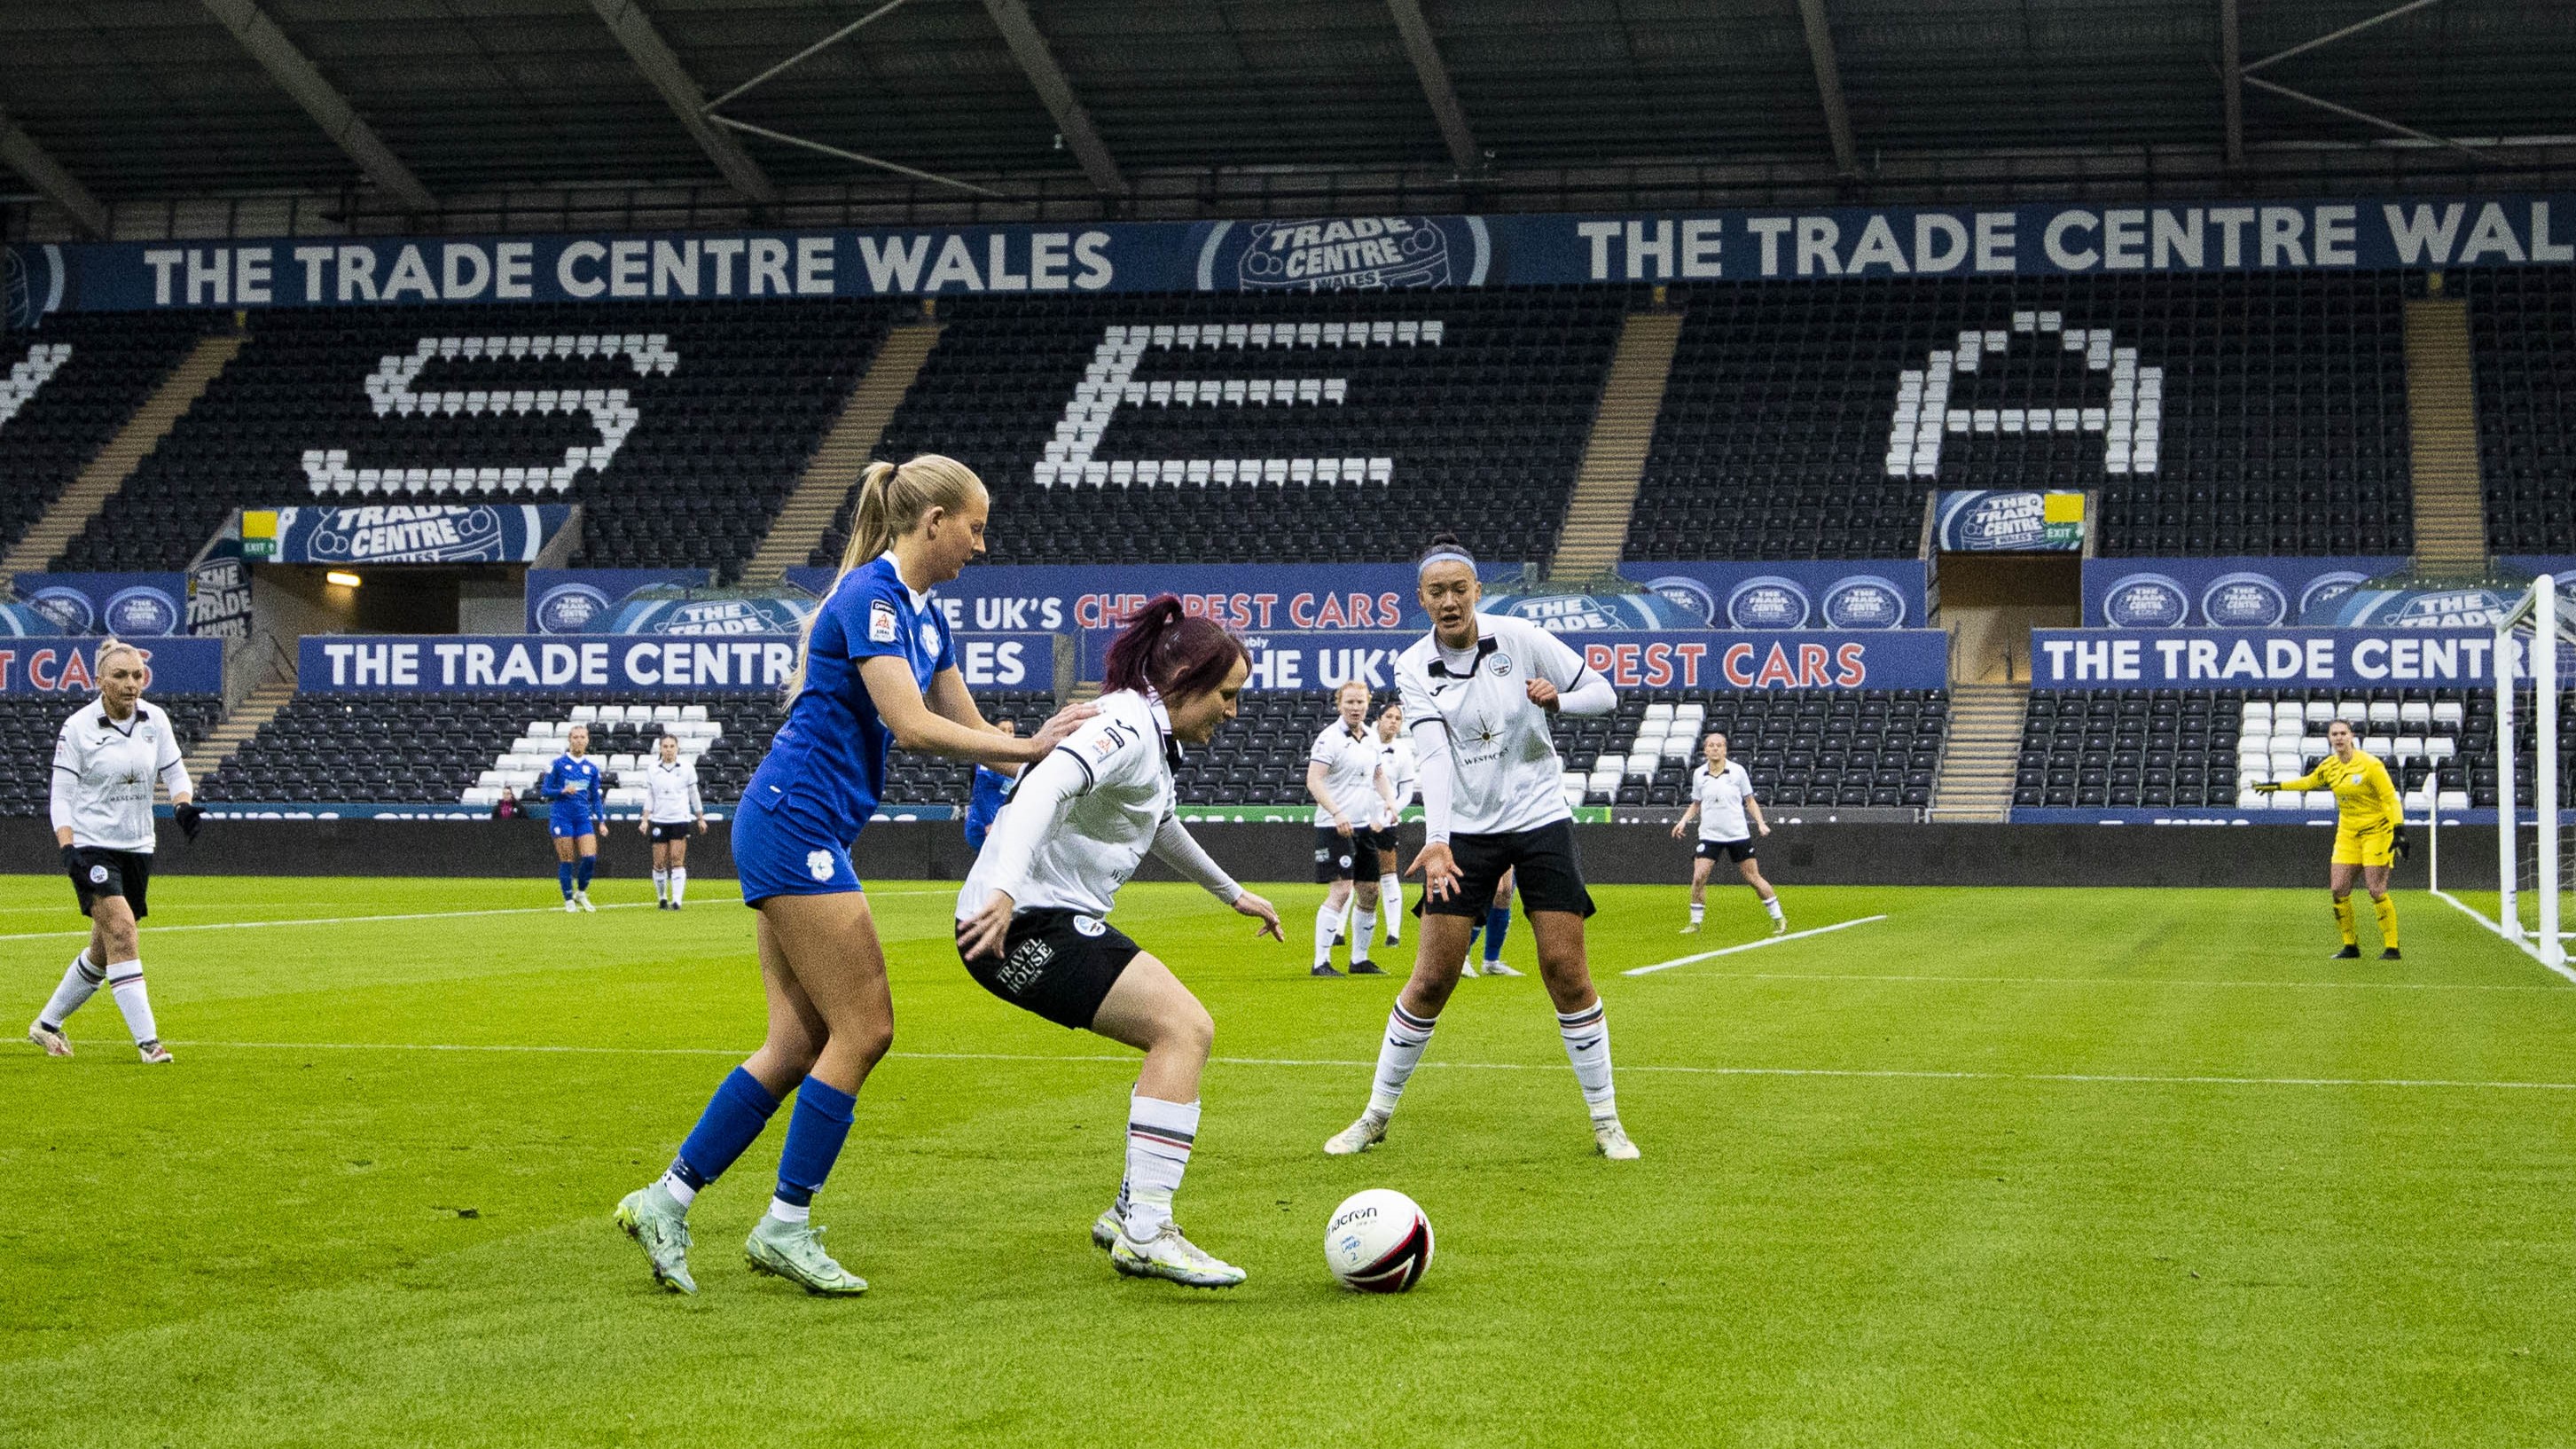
[1400,909,1596,1017]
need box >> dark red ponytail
[1103,595,1248,704]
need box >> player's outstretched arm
[862,656,1069,764]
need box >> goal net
[2437,573,2572,973]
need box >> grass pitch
[5,870,2575,1447]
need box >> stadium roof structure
[4,0,2575,239]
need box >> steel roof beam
[1384,0,1479,173]
[591,0,779,205]
[1796,0,1860,177]
[0,108,109,238]
[198,0,435,211]
[983,0,1125,197]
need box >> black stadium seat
[0,694,221,816]
[2462,267,2576,554]
[0,313,218,562]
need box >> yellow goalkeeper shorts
[2332,824,2395,867]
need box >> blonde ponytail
[787,453,988,699]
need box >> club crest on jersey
[1490,653,1513,677]
[918,620,940,654]
[1073,915,1107,937]
[805,849,834,881]
[868,600,899,644]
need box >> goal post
[2478,574,2571,972]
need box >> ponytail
[787,452,988,699]
[1102,594,1246,705]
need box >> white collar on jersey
[874,552,934,611]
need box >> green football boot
[614,1183,697,1295]
[744,1215,869,1296]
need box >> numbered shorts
[67,847,152,920]
[2331,822,2395,868]
[957,907,1142,1030]
[1314,826,1360,882]
[1696,837,1758,864]
[1421,820,1595,920]
[731,790,862,906]
[647,820,693,843]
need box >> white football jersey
[959,689,1175,920]
[1308,718,1383,826]
[1394,613,1592,837]
[1379,735,1418,811]
[642,757,702,823]
[52,699,189,853]
[1690,759,1758,842]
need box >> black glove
[60,843,85,889]
[2252,782,2280,794]
[173,802,204,841]
[2392,826,2412,861]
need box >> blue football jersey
[542,752,604,826]
[963,764,1013,850]
[749,553,956,841]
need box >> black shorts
[1314,826,1362,882]
[1358,824,1399,858]
[648,820,693,843]
[67,847,151,920]
[1695,837,1758,864]
[958,907,1143,1030]
[1421,819,1593,920]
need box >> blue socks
[575,856,596,892]
[557,861,575,898]
[668,1067,784,1194]
[773,1077,857,1209]
[1484,905,1511,965]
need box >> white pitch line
[2432,888,2576,985]
[1651,968,2565,994]
[158,1039,2576,1093]
[1624,914,1889,975]
[0,888,957,943]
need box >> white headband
[1418,546,1476,576]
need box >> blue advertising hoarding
[11,572,188,636]
[791,560,1927,638]
[299,631,1045,693]
[2030,629,2526,689]
[1935,490,2087,552]
[1082,629,1947,693]
[12,198,2573,324]
[526,568,714,633]
[0,636,223,695]
[2085,557,2406,628]
[244,505,569,565]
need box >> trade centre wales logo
[2102,573,2189,628]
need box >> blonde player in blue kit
[614,455,1088,1296]
[537,724,605,912]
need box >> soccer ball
[1323,1188,1433,1293]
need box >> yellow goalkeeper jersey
[2282,748,2403,833]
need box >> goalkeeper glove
[174,801,205,840]
[2392,826,2411,861]
[59,843,84,889]
[2252,782,2281,794]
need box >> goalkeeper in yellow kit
[2256,717,2407,959]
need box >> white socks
[1367,1001,1439,1118]
[766,1199,810,1225]
[1688,902,1705,926]
[1762,893,1784,923]
[1378,873,1403,941]
[104,959,155,1048]
[38,950,102,1029]
[1121,1093,1200,1240]
[1351,907,1376,963]
[656,1170,698,1208]
[671,867,687,905]
[1313,901,1341,967]
[1557,1001,1617,1122]
[653,868,669,902]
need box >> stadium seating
[2463,268,2576,554]
[2009,686,2575,811]
[56,300,893,577]
[0,313,215,559]
[820,288,1637,568]
[0,694,222,816]
[1626,271,2411,560]
[1169,687,1947,811]
[198,688,1060,811]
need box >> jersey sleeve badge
[868,599,899,644]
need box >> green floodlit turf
[6,873,2576,1448]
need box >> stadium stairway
[1546,309,1683,580]
[741,322,943,585]
[182,677,295,790]
[1927,681,2028,822]
[2403,297,2489,573]
[1,331,244,575]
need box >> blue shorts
[732,789,863,905]
[550,809,599,839]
